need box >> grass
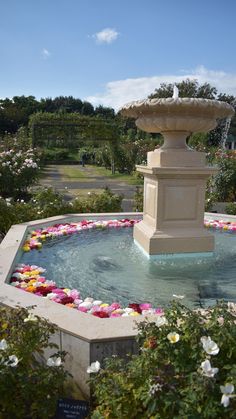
[53,164,142,185]
[57,166,90,181]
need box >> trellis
[29,113,118,148]
[28,113,118,173]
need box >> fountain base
[134,222,215,255]
[135,163,217,255]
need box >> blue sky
[1,0,236,109]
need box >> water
[20,228,236,308]
[221,117,232,149]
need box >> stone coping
[0,212,236,343]
[120,98,235,119]
[0,213,144,342]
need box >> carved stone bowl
[120,98,234,134]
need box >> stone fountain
[121,91,234,255]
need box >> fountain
[0,92,235,397]
[120,93,234,255]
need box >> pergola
[28,113,118,172]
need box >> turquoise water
[21,228,236,308]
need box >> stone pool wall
[0,212,236,396]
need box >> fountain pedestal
[134,130,217,255]
[135,166,217,255]
[121,97,234,255]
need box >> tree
[149,79,236,148]
[94,105,115,119]
[149,78,217,99]
[81,101,94,116]
[0,96,41,133]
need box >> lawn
[58,164,143,185]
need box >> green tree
[149,79,217,99]
[149,79,236,148]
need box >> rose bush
[0,305,69,418]
[0,148,40,198]
[90,300,236,418]
[0,187,122,238]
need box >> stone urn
[121,97,234,255]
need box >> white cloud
[92,28,119,44]
[41,48,51,59]
[86,66,236,111]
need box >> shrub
[0,148,40,198]
[0,187,123,238]
[41,148,70,162]
[0,306,68,418]
[90,301,236,418]
[213,151,236,202]
[133,186,143,211]
[225,202,236,215]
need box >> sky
[1,0,236,110]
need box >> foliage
[0,305,68,418]
[0,187,123,237]
[0,128,31,151]
[0,147,41,198]
[0,95,115,135]
[148,79,236,148]
[149,79,218,99]
[133,186,144,211]
[225,202,236,215]
[41,148,71,162]
[94,136,160,174]
[213,150,236,201]
[28,112,118,148]
[90,301,236,418]
[188,132,209,149]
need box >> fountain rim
[120,97,235,119]
[1,211,236,342]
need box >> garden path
[38,165,139,211]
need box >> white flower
[92,300,103,306]
[220,384,235,407]
[87,361,100,374]
[79,301,93,309]
[124,308,134,314]
[46,292,58,300]
[173,294,185,299]
[47,356,62,367]
[149,383,163,396]
[84,297,94,303]
[0,339,8,350]
[5,355,19,367]
[167,332,180,344]
[24,313,38,323]
[200,360,219,378]
[156,316,167,327]
[201,336,219,355]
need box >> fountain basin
[121,97,234,135]
[0,212,236,397]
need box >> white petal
[201,360,211,371]
[54,357,62,367]
[0,339,8,350]
[220,384,234,395]
[47,357,54,367]
[221,394,230,407]
[7,355,19,367]
[87,361,100,373]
